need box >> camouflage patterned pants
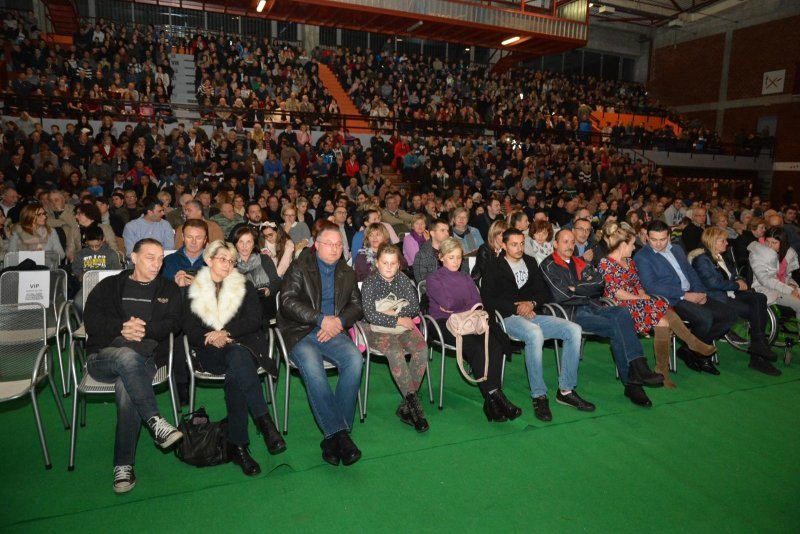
[361,325,428,396]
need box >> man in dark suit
[635,220,737,374]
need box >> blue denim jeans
[503,314,582,398]
[86,346,158,466]
[573,305,644,385]
[195,344,269,446]
[289,328,363,438]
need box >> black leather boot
[255,414,286,455]
[629,357,664,386]
[405,393,430,433]
[624,384,653,408]
[491,390,522,420]
[483,394,508,422]
[228,443,261,476]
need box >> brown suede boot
[653,326,676,389]
[665,310,716,357]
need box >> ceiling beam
[601,0,676,18]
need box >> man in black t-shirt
[83,238,183,493]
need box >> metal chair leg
[362,351,371,419]
[267,374,279,426]
[30,388,52,469]
[68,388,79,471]
[439,347,446,410]
[425,361,433,404]
[48,370,69,429]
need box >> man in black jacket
[481,229,595,422]
[278,224,364,466]
[84,238,183,493]
[540,229,664,407]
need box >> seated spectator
[7,202,65,261]
[229,201,266,239]
[261,222,294,278]
[598,222,716,389]
[162,219,208,289]
[69,202,118,261]
[682,205,707,252]
[482,228,594,421]
[571,218,602,266]
[83,238,183,493]
[402,213,429,267]
[122,198,175,255]
[527,219,554,264]
[278,223,364,466]
[351,209,400,256]
[281,203,311,249]
[210,202,244,238]
[471,219,508,285]
[360,243,429,432]
[540,229,664,407]
[0,210,10,258]
[174,200,224,249]
[354,223,407,282]
[71,225,123,315]
[749,227,800,319]
[413,218,467,283]
[690,227,781,375]
[426,237,522,421]
[381,192,414,234]
[232,226,280,321]
[635,220,737,375]
[733,217,766,278]
[183,240,285,476]
[450,207,483,256]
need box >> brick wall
[649,34,724,106]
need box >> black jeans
[723,290,769,339]
[437,319,504,398]
[194,344,268,446]
[674,297,738,344]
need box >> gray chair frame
[0,303,70,469]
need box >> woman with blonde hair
[690,226,779,375]
[598,221,716,387]
[450,207,483,256]
[355,223,406,281]
[7,202,65,261]
[471,218,509,285]
[402,213,429,266]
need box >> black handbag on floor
[175,407,229,467]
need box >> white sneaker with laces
[147,415,183,449]
[113,465,136,493]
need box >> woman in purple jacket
[426,238,522,422]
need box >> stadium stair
[316,63,371,134]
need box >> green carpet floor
[1,339,798,533]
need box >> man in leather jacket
[278,223,364,466]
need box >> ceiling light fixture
[501,36,520,46]
[406,21,423,32]
[257,0,267,12]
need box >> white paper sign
[762,69,786,95]
[17,251,46,266]
[97,270,119,282]
[17,271,50,308]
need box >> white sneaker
[113,465,136,493]
[147,416,183,449]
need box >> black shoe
[254,414,287,455]
[177,383,190,407]
[624,384,652,408]
[320,437,340,466]
[532,395,552,422]
[696,357,720,375]
[677,347,703,373]
[749,338,778,362]
[483,395,508,422]
[491,390,522,420]
[749,356,782,376]
[396,401,414,427]
[556,390,596,412]
[628,358,664,386]
[405,393,430,433]
[336,431,362,466]
[228,443,261,476]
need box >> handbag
[175,407,230,467]
[370,293,410,334]
[445,303,490,383]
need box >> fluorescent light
[465,47,470,51]
[501,36,520,46]
[406,21,423,32]
[257,0,266,12]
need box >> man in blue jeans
[481,228,595,421]
[540,229,664,407]
[278,222,364,466]
[84,238,183,493]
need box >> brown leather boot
[654,326,677,389]
[665,310,716,357]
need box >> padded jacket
[277,250,363,352]
[689,250,741,303]
[84,270,182,367]
[539,253,604,318]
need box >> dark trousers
[194,344,268,446]
[437,319,504,398]
[723,290,769,340]
[674,297,738,344]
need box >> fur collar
[188,267,247,330]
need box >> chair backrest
[0,269,67,310]
[82,270,122,310]
[0,303,47,394]
[3,251,61,270]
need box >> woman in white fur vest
[183,240,285,477]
